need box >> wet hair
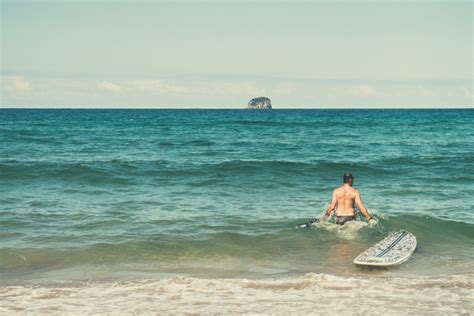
[343,173,354,183]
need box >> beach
[2,273,472,314]
[1,109,473,314]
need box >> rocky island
[246,97,272,109]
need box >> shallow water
[1,109,473,313]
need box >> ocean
[1,109,473,314]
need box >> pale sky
[1,0,473,108]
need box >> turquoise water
[1,109,473,282]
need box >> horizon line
[1,107,473,110]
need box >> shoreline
[1,273,472,314]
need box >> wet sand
[1,273,472,315]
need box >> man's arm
[354,190,372,221]
[326,190,337,217]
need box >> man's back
[333,185,358,216]
[326,173,373,224]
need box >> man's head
[343,173,354,185]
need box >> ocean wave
[193,159,398,180]
[0,160,170,184]
[1,214,472,277]
[1,154,471,185]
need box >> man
[326,173,374,225]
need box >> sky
[1,0,473,108]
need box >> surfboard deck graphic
[353,230,417,266]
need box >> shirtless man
[326,173,374,225]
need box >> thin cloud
[131,80,188,93]
[351,84,376,97]
[417,85,434,97]
[98,81,122,92]
[199,82,265,96]
[461,87,472,97]
[129,79,264,96]
[2,76,32,91]
[273,83,295,96]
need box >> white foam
[1,273,472,315]
[315,220,366,240]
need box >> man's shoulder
[334,187,346,195]
[351,187,360,195]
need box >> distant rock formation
[246,97,272,109]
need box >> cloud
[129,79,265,96]
[98,81,122,92]
[350,84,376,97]
[2,76,32,91]
[417,85,434,97]
[131,80,188,93]
[2,76,473,108]
[273,83,295,95]
[201,82,265,96]
[461,86,472,97]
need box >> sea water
[1,109,473,313]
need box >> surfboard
[353,230,417,266]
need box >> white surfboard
[353,230,417,266]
